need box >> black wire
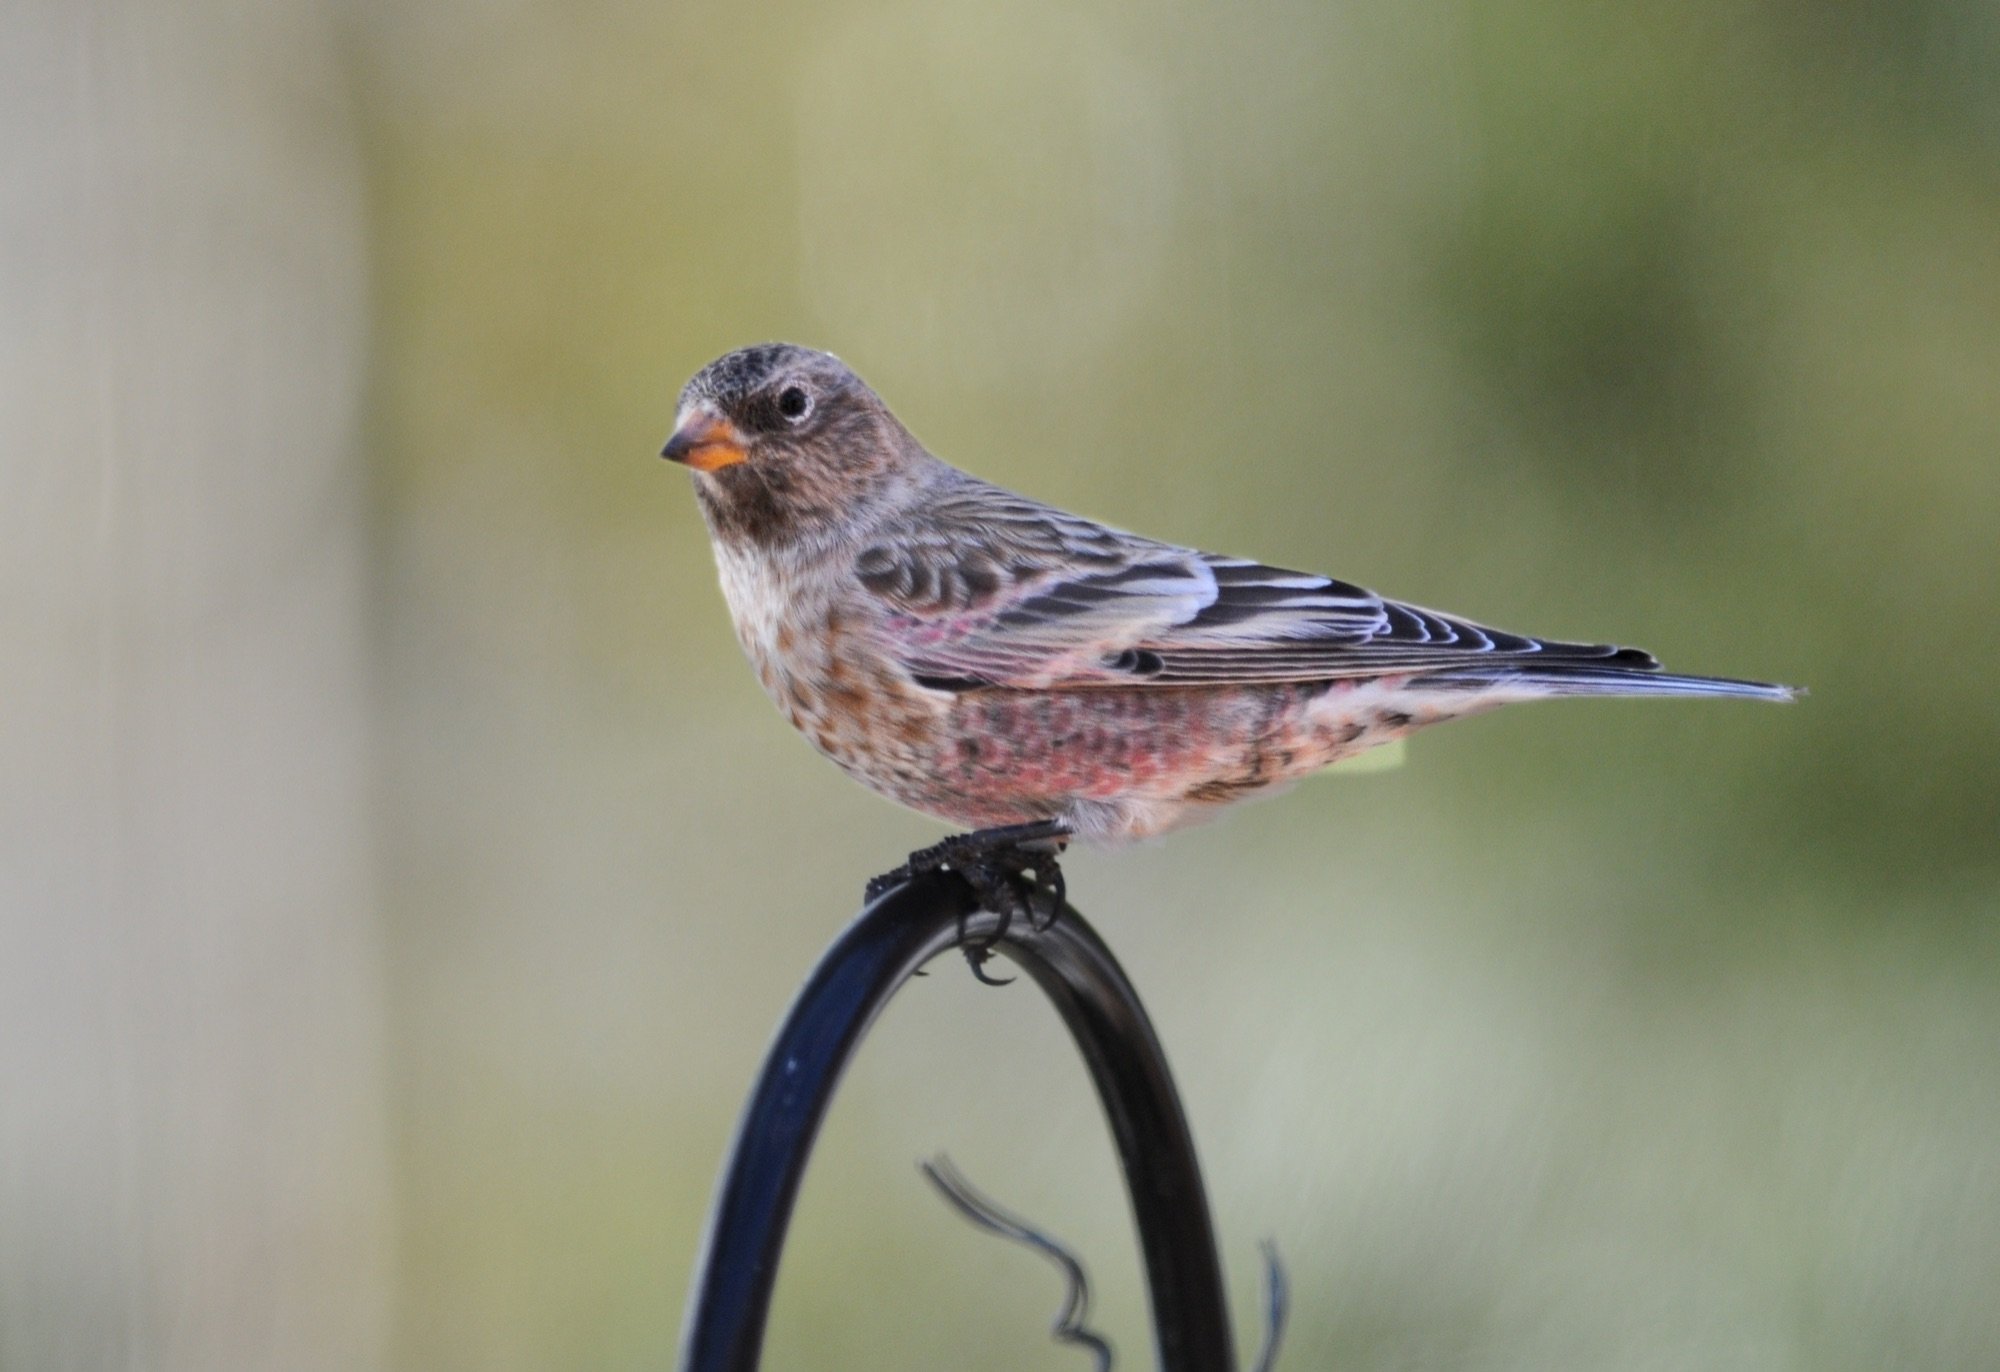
[1250,1239,1290,1372]
[919,1155,1113,1371]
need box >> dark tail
[1424,664,1800,703]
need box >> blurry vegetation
[366,0,1999,1366]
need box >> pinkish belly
[890,681,1380,830]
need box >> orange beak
[660,407,749,472]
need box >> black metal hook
[919,1154,1115,1371]
[675,869,1237,1371]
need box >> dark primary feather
[855,475,1674,690]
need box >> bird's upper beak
[660,405,749,472]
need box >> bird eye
[776,385,812,422]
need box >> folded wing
[855,479,1655,690]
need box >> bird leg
[866,821,1072,981]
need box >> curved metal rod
[919,1154,1114,1370]
[676,870,1236,1371]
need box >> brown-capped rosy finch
[663,344,1793,945]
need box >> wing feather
[856,478,1654,689]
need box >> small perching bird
[662,343,1793,933]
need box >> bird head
[663,344,918,547]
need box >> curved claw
[979,878,1017,950]
[963,946,1015,986]
[1026,854,1067,932]
[953,894,1015,986]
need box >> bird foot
[866,821,1071,984]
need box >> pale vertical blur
[0,2,390,1370]
[5,0,1999,1369]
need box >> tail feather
[1424,665,1800,703]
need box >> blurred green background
[5,1,1998,1368]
